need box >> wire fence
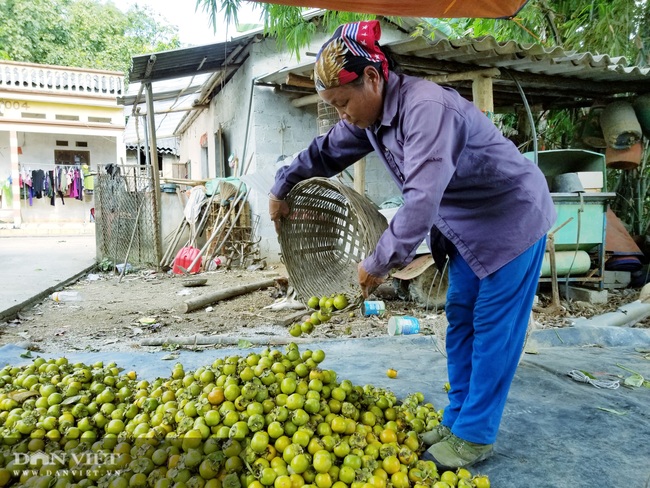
[95,166,158,269]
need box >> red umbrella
[249,0,529,18]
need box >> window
[75,141,88,147]
[55,114,79,121]
[54,150,90,166]
[56,140,69,147]
[88,116,112,123]
[21,113,46,119]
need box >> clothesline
[19,162,84,169]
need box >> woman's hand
[268,194,290,233]
[358,263,385,298]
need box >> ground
[0,263,647,355]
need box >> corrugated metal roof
[122,73,213,142]
[128,36,255,84]
[258,34,650,110]
[126,137,178,155]
[120,35,259,141]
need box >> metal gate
[95,166,158,268]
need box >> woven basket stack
[278,177,388,302]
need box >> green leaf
[62,395,84,405]
[19,350,32,358]
[161,353,180,360]
[624,374,645,388]
[238,339,253,349]
[9,390,39,402]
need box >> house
[0,61,125,230]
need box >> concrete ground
[0,231,97,321]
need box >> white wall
[179,110,212,180]
[17,132,119,169]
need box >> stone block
[603,270,631,289]
[559,284,608,304]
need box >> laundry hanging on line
[19,164,85,206]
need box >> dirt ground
[0,262,647,355]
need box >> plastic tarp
[1,325,650,487]
[250,0,530,19]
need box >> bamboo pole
[204,190,251,265]
[119,193,146,283]
[161,218,188,267]
[180,279,277,313]
[185,185,246,273]
[141,334,327,347]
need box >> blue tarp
[2,328,650,488]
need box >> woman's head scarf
[314,20,389,92]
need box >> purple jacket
[271,72,556,279]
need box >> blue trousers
[442,236,546,444]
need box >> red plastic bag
[172,246,202,274]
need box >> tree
[195,0,371,57]
[194,0,649,62]
[0,0,181,74]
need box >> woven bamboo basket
[279,177,388,301]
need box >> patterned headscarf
[314,20,389,92]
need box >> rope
[567,370,620,389]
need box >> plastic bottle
[387,316,420,336]
[50,291,81,302]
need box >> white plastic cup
[362,300,386,316]
[387,316,420,336]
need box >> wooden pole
[292,94,321,108]
[181,279,277,313]
[141,334,323,347]
[145,81,164,267]
[185,185,246,273]
[119,193,146,283]
[354,158,366,195]
[472,74,495,118]
[425,68,500,85]
[161,217,187,267]
[547,234,561,309]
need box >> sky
[110,0,263,46]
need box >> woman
[269,20,556,471]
